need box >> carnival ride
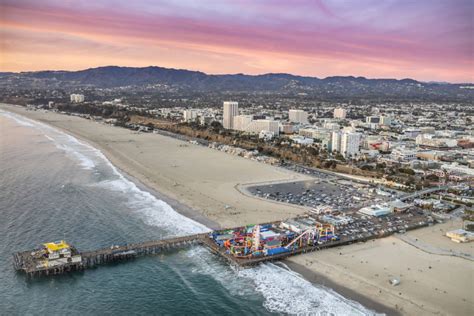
[211,218,339,259]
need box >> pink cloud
[0,0,472,82]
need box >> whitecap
[187,247,380,316]
[238,263,380,316]
[1,110,209,235]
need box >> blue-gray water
[0,110,376,315]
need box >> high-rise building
[70,94,85,103]
[334,108,347,119]
[331,131,342,153]
[223,101,238,129]
[341,132,361,158]
[331,131,360,157]
[289,109,308,124]
[233,115,253,131]
[183,109,198,122]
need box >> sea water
[0,110,377,315]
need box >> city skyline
[1,0,473,83]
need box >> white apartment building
[332,131,360,157]
[331,131,342,153]
[246,119,279,135]
[299,128,331,142]
[333,108,347,119]
[70,94,85,103]
[341,132,361,158]
[223,101,238,129]
[233,115,253,131]
[183,109,198,122]
[289,109,308,124]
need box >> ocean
[0,110,377,315]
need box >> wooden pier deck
[81,233,209,268]
[14,233,209,277]
[13,218,433,277]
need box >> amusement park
[210,217,339,259]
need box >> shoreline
[115,164,221,231]
[283,260,401,316]
[1,105,219,231]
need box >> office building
[331,131,342,153]
[223,101,238,129]
[70,94,85,103]
[246,119,279,135]
[183,109,198,122]
[334,108,347,119]
[233,115,253,131]
[341,132,361,158]
[289,109,308,124]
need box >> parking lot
[248,179,397,212]
[320,209,433,241]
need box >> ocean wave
[239,263,380,316]
[187,247,379,316]
[0,109,209,236]
[94,178,210,235]
[0,110,35,127]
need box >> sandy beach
[287,218,474,315]
[2,103,473,315]
[1,104,310,229]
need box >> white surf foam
[238,263,381,316]
[94,177,210,235]
[187,247,381,316]
[0,110,35,127]
[0,109,210,235]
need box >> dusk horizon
[1,0,472,83]
[4,64,473,85]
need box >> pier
[13,211,435,277]
[14,233,209,277]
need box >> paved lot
[248,179,397,211]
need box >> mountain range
[1,66,472,101]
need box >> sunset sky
[1,0,472,82]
